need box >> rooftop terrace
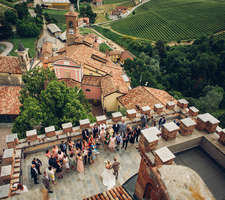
[0,99,225,199]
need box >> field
[43,9,67,31]
[9,37,37,58]
[111,0,225,41]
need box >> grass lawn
[111,0,225,41]
[99,42,112,52]
[9,37,37,58]
[43,9,67,31]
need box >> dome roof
[158,165,215,200]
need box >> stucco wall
[82,85,101,100]
[102,92,123,112]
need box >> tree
[20,67,57,104]
[16,17,42,37]
[79,4,96,23]
[34,4,42,16]
[219,112,225,128]
[4,9,17,24]
[0,25,13,39]
[14,3,29,19]
[13,68,93,138]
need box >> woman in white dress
[101,160,116,190]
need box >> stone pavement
[22,143,141,200]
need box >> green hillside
[111,0,225,41]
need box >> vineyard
[111,0,225,41]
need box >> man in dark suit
[135,125,141,142]
[113,123,120,134]
[111,157,120,180]
[82,129,89,141]
[121,132,129,150]
[31,164,39,184]
[32,158,42,175]
[60,141,67,156]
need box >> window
[85,88,91,92]
[69,21,73,28]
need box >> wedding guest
[135,125,141,142]
[67,138,74,149]
[57,150,64,164]
[82,139,89,150]
[63,155,70,172]
[108,134,116,152]
[100,127,106,144]
[69,153,76,170]
[42,171,53,193]
[92,124,99,139]
[77,153,84,173]
[104,132,110,151]
[60,141,67,156]
[45,150,51,159]
[87,147,92,164]
[112,123,120,134]
[121,132,129,150]
[31,164,39,184]
[83,149,88,165]
[119,120,126,136]
[115,132,122,151]
[99,123,106,131]
[82,129,89,141]
[52,145,58,158]
[76,140,82,150]
[32,158,42,175]
[129,130,135,144]
[46,166,55,185]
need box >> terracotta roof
[118,86,176,110]
[59,78,81,88]
[84,186,132,200]
[83,35,95,45]
[0,86,21,115]
[82,75,102,86]
[109,50,121,56]
[0,56,22,74]
[46,44,129,96]
[101,75,118,97]
[120,51,134,62]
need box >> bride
[101,160,116,190]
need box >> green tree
[16,17,42,37]
[13,68,93,138]
[20,67,56,104]
[79,4,96,23]
[0,25,13,39]
[34,4,42,16]
[4,9,17,24]
[14,3,29,19]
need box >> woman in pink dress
[77,153,84,173]
[108,134,116,152]
[45,150,51,159]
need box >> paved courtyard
[22,143,141,200]
[0,124,12,155]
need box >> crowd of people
[29,114,169,193]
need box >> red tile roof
[0,86,21,115]
[118,86,176,110]
[101,75,118,97]
[82,75,102,87]
[0,56,22,74]
[46,44,129,96]
[84,186,132,200]
[120,51,134,62]
[58,78,81,88]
